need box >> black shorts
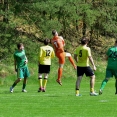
[77,66,94,77]
[38,64,50,74]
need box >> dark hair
[44,39,50,45]
[81,37,89,45]
[52,30,57,36]
[17,43,23,49]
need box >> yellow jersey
[74,45,91,67]
[39,45,55,65]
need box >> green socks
[100,79,108,90]
[22,83,26,89]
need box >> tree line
[0,0,117,61]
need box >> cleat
[115,92,117,95]
[22,89,27,92]
[99,89,103,95]
[76,94,82,96]
[10,87,13,93]
[56,79,62,86]
[38,87,43,92]
[90,92,98,96]
[42,88,46,92]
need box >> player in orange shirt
[51,30,76,86]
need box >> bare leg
[75,76,82,96]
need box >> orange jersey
[51,36,65,54]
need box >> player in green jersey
[74,37,98,96]
[38,39,55,92]
[99,40,117,95]
[10,43,30,93]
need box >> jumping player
[51,30,76,86]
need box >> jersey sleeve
[87,47,91,56]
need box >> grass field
[0,60,117,117]
[0,76,117,117]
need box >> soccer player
[10,43,30,93]
[38,39,55,92]
[99,40,117,95]
[74,37,98,96]
[51,30,76,86]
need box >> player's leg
[10,68,23,93]
[22,67,30,92]
[38,73,43,92]
[56,53,65,86]
[22,78,28,92]
[38,64,44,92]
[99,78,109,95]
[89,75,98,96]
[75,76,82,96]
[86,67,98,96]
[10,78,22,93]
[75,67,84,96]
[43,65,50,91]
[99,69,111,95]
[56,64,64,86]
[43,73,48,92]
[65,52,76,69]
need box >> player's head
[52,30,58,36]
[44,39,50,45]
[17,43,24,50]
[81,37,89,45]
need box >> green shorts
[106,68,117,78]
[17,67,30,78]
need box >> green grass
[0,77,117,117]
[0,60,117,117]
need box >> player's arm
[59,36,65,46]
[25,56,28,64]
[89,56,96,71]
[38,47,42,65]
[14,59,17,72]
[74,54,78,63]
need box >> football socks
[100,79,108,90]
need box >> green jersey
[14,50,27,68]
[106,46,117,70]
[39,45,55,65]
[74,45,91,67]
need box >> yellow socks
[39,78,42,88]
[90,88,94,93]
[43,78,47,89]
[76,90,79,95]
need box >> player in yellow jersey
[74,37,98,96]
[38,39,55,92]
